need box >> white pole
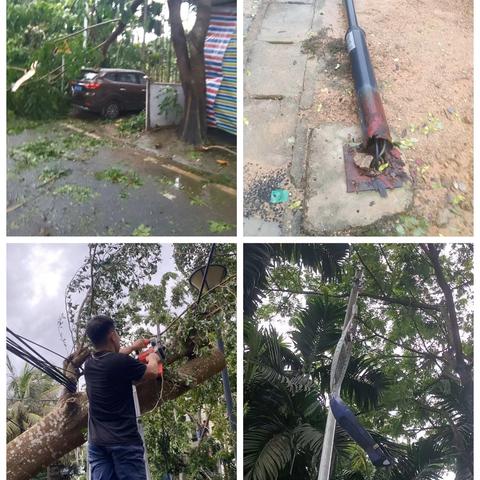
[317,269,363,480]
[83,0,88,49]
[142,0,148,60]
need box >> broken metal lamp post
[317,270,392,480]
[344,0,392,169]
[189,246,236,433]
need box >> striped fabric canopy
[205,6,237,136]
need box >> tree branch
[265,288,444,312]
[354,247,387,296]
[360,320,445,361]
[97,0,144,58]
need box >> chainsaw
[137,338,166,378]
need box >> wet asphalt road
[7,124,236,236]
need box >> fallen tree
[7,349,226,480]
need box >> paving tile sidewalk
[244,0,319,235]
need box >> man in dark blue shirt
[84,314,160,480]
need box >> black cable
[13,331,69,361]
[7,328,77,392]
[7,329,67,379]
[7,339,74,390]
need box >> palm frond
[244,427,293,480]
[291,297,345,368]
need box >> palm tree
[7,356,59,441]
[244,296,395,480]
[244,244,349,318]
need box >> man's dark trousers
[89,443,148,480]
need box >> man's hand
[120,338,149,355]
[147,352,160,362]
[138,351,160,382]
[132,338,149,351]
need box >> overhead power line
[7,328,77,393]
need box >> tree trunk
[420,244,473,477]
[168,0,211,145]
[7,350,225,480]
[421,244,472,388]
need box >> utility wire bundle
[7,327,77,393]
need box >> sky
[131,1,196,43]
[7,243,176,375]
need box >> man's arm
[120,338,148,355]
[135,353,159,383]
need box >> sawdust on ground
[306,0,473,235]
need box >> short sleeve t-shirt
[84,351,147,446]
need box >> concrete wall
[146,82,185,129]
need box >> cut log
[7,350,226,480]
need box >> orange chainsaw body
[138,345,164,378]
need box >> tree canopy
[7,0,177,119]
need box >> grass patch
[7,111,45,134]
[394,215,429,236]
[10,139,68,171]
[95,167,143,188]
[53,184,98,203]
[158,176,175,186]
[208,220,235,233]
[132,224,152,236]
[190,195,207,207]
[62,132,107,150]
[38,166,71,184]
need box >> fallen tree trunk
[7,350,226,480]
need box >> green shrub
[117,111,146,135]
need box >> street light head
[189,264,227,292]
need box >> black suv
[70,68,147,119]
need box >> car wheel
[103,102,120,120]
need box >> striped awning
[205,6,237,135]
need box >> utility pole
[142,0,148,62]
[83,0,89,49]
[195,245,237,434]
[317,269,363,480]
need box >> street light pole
[192,244,236,433]
[142,0,148,61]
[317,269,363,480]
[216,322,236,432]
